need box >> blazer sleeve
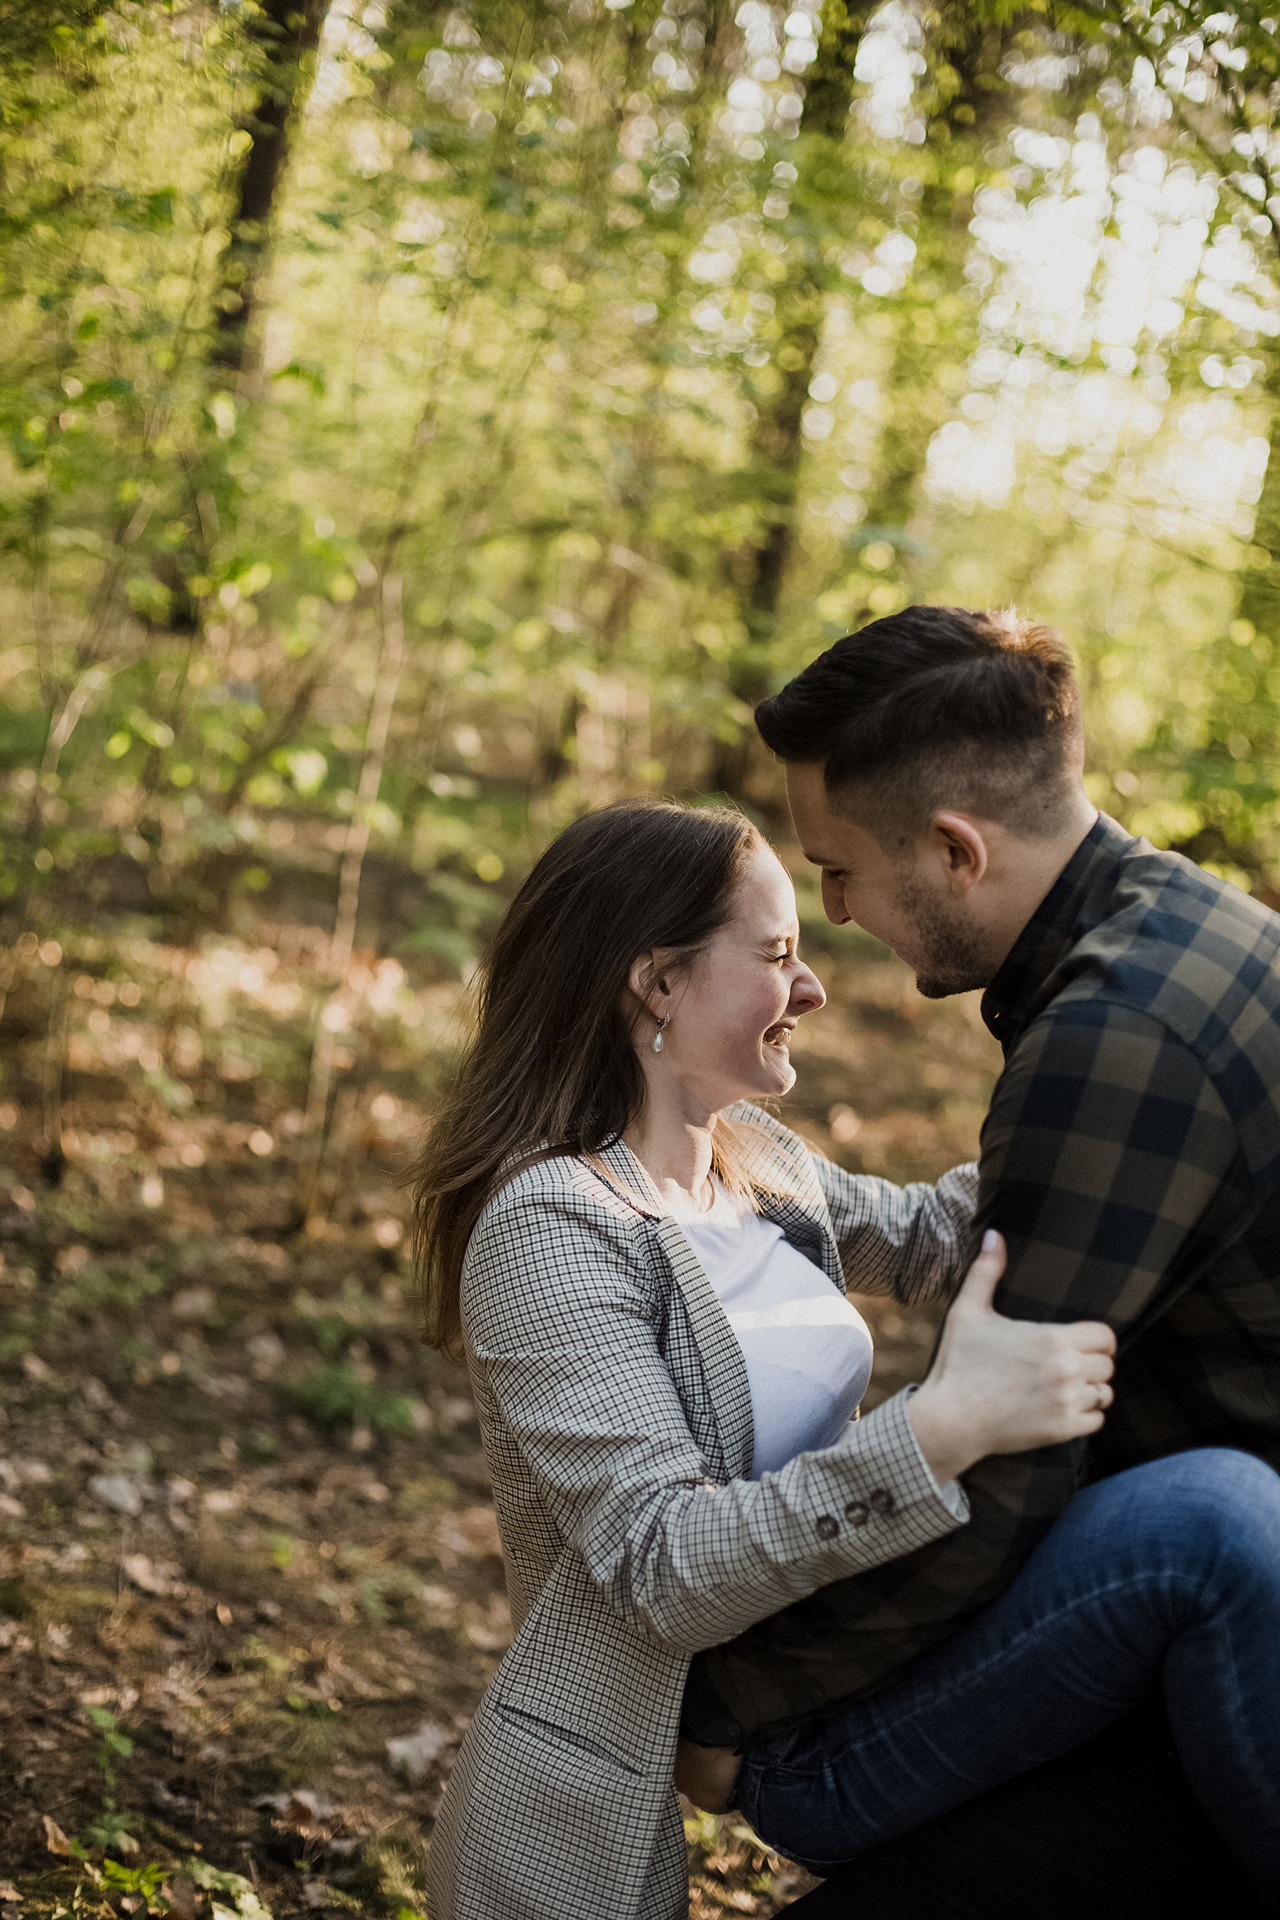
[813,1155,980,1303]
[463,1185,968,1655]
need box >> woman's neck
[623,1101,717,1219]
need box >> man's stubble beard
[896,872,993,1000]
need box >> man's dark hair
[755,604,1081,847]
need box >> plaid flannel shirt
[689,812,1280,1744]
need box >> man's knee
[1117,1447,1280,1554]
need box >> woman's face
[646,846,826,1112]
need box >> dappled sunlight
[2,0,1279,1911]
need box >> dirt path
[0,927,999,1916]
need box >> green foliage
[85,1705,133,1786]
[323,1825,431,1918]
[0,0,1279,937]
[46,1851,273,1920]
[280,1360,416,1436]
[80,1805,139,1854]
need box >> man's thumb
[957,1229,1006,1313]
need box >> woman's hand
[907,1230,1116,1487]
[674,1736,741,1815]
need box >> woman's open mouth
[763,1021,795,1049]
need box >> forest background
[2,0,1280,1914]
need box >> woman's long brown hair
[411,800,763,1353]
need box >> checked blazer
[424,1106,977,1920]
[694,814,1280,1746]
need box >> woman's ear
[627,952,673,1017]
[628,952,658,1017]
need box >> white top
[681,1184,874,1480]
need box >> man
[681,601,1280,1757]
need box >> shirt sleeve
[697,1001,1246,1741]
[979,1000,1239,1328]
[813,1154,980,1303]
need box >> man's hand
[674,1736,741,1814]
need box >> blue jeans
[736,1449,1280,1898]
[782,1706,1265,1916]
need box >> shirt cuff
[898,1383,970,1522]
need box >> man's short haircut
[755,604,1082,847]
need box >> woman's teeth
[764,1024,790,1046]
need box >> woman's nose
[791,963,825,1014]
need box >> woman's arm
[464,1187,1112,1658]
[464,1184,968,1656]
[816,1155,980,1303]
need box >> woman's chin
[759,1049,795,1095]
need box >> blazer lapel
[652,1213,754,1484]
[758,1192,846,1292]
[592,1138,754,1484]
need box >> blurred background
[1,0,1278,1913]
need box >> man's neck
[983,794,1099,980]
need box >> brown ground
[0,919,1000,1917]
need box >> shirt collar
[980,812,1136,1052]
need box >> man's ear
[930,812,990,894]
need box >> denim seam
[1169,1611,1276,1871]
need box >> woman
[412,801,1280,1920]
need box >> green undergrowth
[16,1854,272,1920]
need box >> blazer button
[815,1515,839,1540]
[844,1500,870,1527]
[869,1489,896,1517]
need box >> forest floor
[0,911,1000,1918]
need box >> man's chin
[914,971,987,1000]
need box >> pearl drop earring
[653,1011,671,1054]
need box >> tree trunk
[1190,356,1280,873]
[299,575,405,1221]
[1234,365,1280,647]
[825,6,1032,616]
[210,0,326,378]
[711,2,878,798]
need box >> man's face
[784,762,992,999]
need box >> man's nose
[821,873,851,925]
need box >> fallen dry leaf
[123,1553,182,1596]
[88,1473,144,1517]
[41,1812,71,1855]
[256,1786,338,1842]
[159,1877,201,1920]
[386,1720,450,1781]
